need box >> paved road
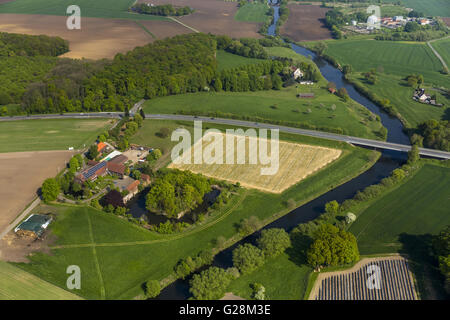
[1,112,450,159]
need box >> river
[155,3,409,299]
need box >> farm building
[75,161,107,183]
[107,162,126,178]
[14,214,52,239]
[297,93,315,98]
[290,66,304,80]
[100,150,122,162]
[108,154,128,165]
[97,142,107,153]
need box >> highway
[1,112,450,160]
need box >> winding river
[156,3,409,299]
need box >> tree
[407,144,420,164]
[306,224,359,268]
[404,21,420,32]
[41,178,59,202]
[325,200,339,215]
[343,65,352,75]
[314,41,328,56]
[257,228,291,257]
[189,267,233,300]
[88,144,99,160]
[134,114,143,127]
[232,243,265,275]
[69,157,79,173]
[98,134,106,142]
[337,88,349,101]
[145,280,161,298]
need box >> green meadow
[216,50,265,71]
[234,2,271,23]
[431,37,450,69]
[143,85,385,139]
[324,40,449,88]
[347,72,447,128]
[350,164,450,255]
[15,119,378,299]
[0,0,167,20]
[0,118,111,153]
[0,260,82,300]
[385,0,450,17]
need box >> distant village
[345,15,436,34]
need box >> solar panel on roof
[83,161,106,179]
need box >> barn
[14,214,52,239]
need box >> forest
[19,33,290,114]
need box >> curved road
[1,112,450,160]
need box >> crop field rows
[313,257,418,300]
[169,132,341,193]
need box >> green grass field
[350,164,450,254]
[431,37,450,69]
[0,0,167,20]
[347,72,447,128]
[216,50,265,71]
[227,252,312,299]
[15,119,378,299]
[142,85,385,139]
[0,119,111,153]
[234,2,271,23]
[0,260,82,300]
[325,40,449,88]
[385,0,450,17]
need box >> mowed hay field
[431,37,450,69]
[0,14,159,59]
[169,132,342,193]
[385,0,450,17]
[350,164,450,255]
[0,150,73,238]
[281,4,332,42]
[138,0,262,38]
[0,119,111,153]
[0,260,82,300]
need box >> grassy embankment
[0,119,112,153]
[15,119,379,300]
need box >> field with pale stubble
[169,132,342,193]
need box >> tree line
[131,3,194,16]
[0,32,68,57]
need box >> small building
[109,154,128,165]
[97,142,107,153]
[290,66,303,80]
[14,214,52,239]
[351,20,357,26]
[394,16,404,22]
[75,161,107,184]
[107,162,126,178]
[297,93,315,98]
[123,180,140,203]
[328,87,336,94]
[100,150,122,162]
[141,174,151,185]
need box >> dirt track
[280,4,332,42]
[0,151,73,242]
[138,0,262,38]
[0,14,160,59]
